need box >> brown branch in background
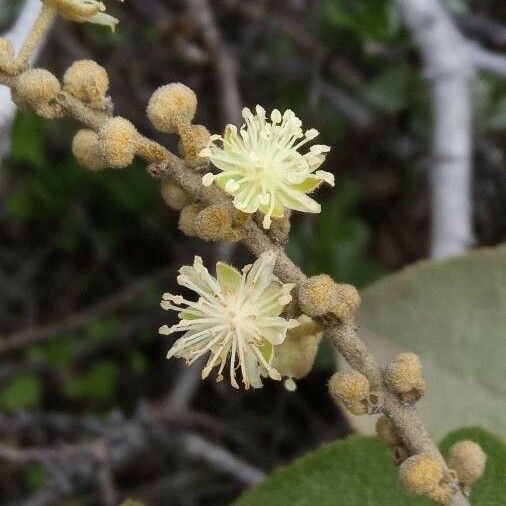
[187,0,242,125]
[0,266,172,357]
[0,404,264,505]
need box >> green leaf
[129,350,147,373]
[440,427,506,505]
[352,246,506,439]
[28,337,75,368]
[87,317,121,343]
[234,436,430,506]
[64,361,119,402]
[234,428,505,506]
[322,0,401,41]
[0,375,43,411]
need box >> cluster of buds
[147,83,210,170]
[328,370,383,415]
[298,274,361,324]
[398,439,486,503]
[400,453,458,504]
[178,202,248,242]
[447,440,487,494]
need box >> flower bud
[97,117,137,168]
[72,129,105,171]
[161,179,193,211]
[179,124,211,168]
[273,315,323,389]
[298,275,337,317]
[400,454,456,504]
[330,283,361,321]
[193,204,233,241]
[384,352,426,404]
[13,68,61,108]
[63,60,109,108]
[400,454,442,493]
[147,83,197,133]
[447,440,486,487]
[328,370,370,415]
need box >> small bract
[200,106,334,229]
[159,251,298,390]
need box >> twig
[0,405,264,501]
[187,0,242,125]
[183,433,265,485]
[456,13,506,49]
[0,266,171,356]
[469,43,506,76]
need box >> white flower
[45,0,122,31]
[159,251,298,390]
[200,106,334,229]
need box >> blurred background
[0,0,504,504]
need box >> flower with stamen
[200,106,334,229]
[44,0,122,31]
[159,251,298,389]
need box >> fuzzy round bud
[385,352,426,404]
[328,370,370,415]
[298,275,338,317]
[72,129,105,171]
[400,454,444,495]
[13,68,61,108]
[447,441,486,486]
[179,203,203,237]
[97,117,137,168]
[298,275,360,321]
[161,179,192,211]
[0,38,14,67]
[63,60,109,108]
[193,204,232,241]
[147,83,197,133]
[180,124,211,168]
[330,283,361,321]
